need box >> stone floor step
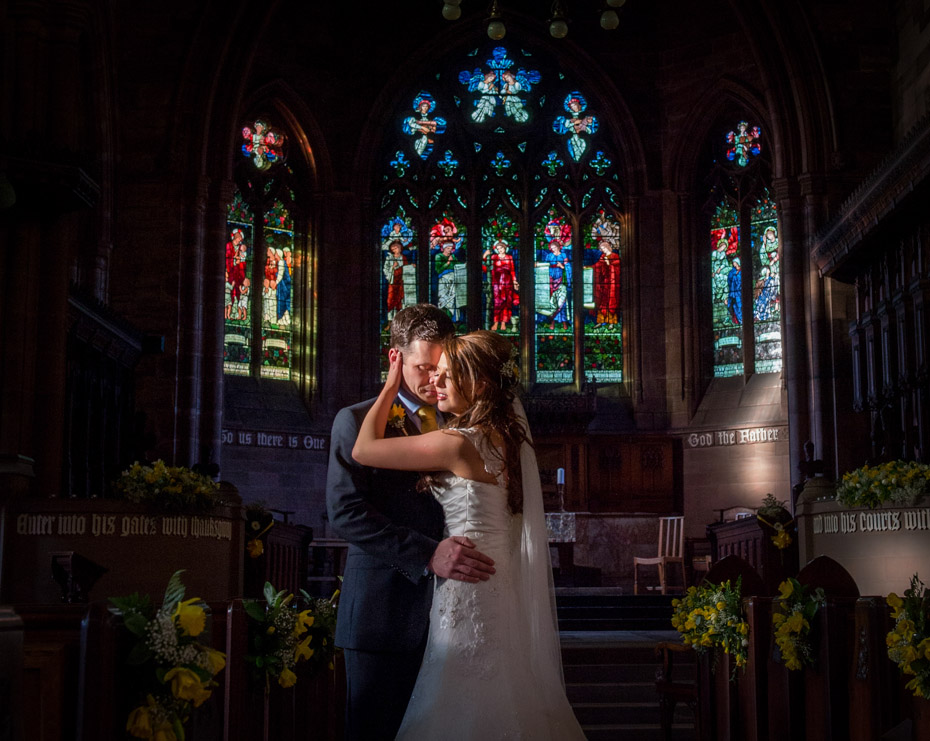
[565,680,659,704]
[582,723,694,741]
[563,662,659,683]
[573,701,693,726]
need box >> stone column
[202,179,237,474]
[175,177,209,467]
[774,177,811,495]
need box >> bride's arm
[352,350,462,472]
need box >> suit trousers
[343,635,428,740]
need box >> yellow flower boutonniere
[771,525,793,550]
[388,403,407,431]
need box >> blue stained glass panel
[403,91,446,160]
[260,199,294,379]
[430,214,468,332]
[751,192,781,372]
[379,209,417,376]
[711,202,743,377]
[534,207,574,383]
[552,92,598,162]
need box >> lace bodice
[397,426,586,740]
[430,428,513,553]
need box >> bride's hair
[442,330,530,513]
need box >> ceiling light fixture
[441,0,627,40]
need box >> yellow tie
[416,406,438,433]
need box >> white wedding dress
[396,423,586,740]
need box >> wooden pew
[796,556,860,741]
[693,555,767,741]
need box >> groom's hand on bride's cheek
[428,536,496,583]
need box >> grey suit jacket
[325,397,445,652]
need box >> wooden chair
[633,516,685,595]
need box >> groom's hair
[390,304,455,350]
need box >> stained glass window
[429,213,468,331]
[482,209,520,334]
[226,116,304,380]
[708,120,781,378]
[751,193,782,372]
[225,191,253,375]
[260,199,294,379]
[710,202,743,377]
[583,208,623,382]
[377,42,623,386]
[534,208,574,382]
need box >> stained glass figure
[552,93,598,161]
[259,199,294,379]
[535,208,574,383]
[241,119,285,171]
[380,210,417,329]
[482,210,520,334]
[582,209,623,382]
[458,47,541,124]
[224,195,252,375]
[710,202,743,377]
[429,214,467,328]
[726,121,762,167]
[403,92,447,160]
[751,193,781,372]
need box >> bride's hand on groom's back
[429,536,496,583]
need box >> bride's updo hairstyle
[442,330,529,513]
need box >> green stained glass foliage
[751,193,781,372]
[225,191,252,376]
[481,210,520,335]
[259,199,294,379]
[379,209,417,376]
[582,208,622,382]
[710,201,743,377]
[430,213,467,332]
[534,207,574,383]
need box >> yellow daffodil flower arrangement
[772,577,825,671]
[836,460,930,509]
[109,570,225,741]
[886,573,930,699]
[671,578,750,676]
[244,581,340,690]
[113,460,221,511]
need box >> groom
[326,303,496,740]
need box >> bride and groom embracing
[326,304,585,740]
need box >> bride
[353,330,585,740]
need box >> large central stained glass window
[377,44,624,385]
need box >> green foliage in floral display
[887,574,930,700]
[835,460,930,509]
[244,581,340,690]
[109,571,225,741]
[671,578,749,676]
[113,460,221,511]
[773,577,824,671]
